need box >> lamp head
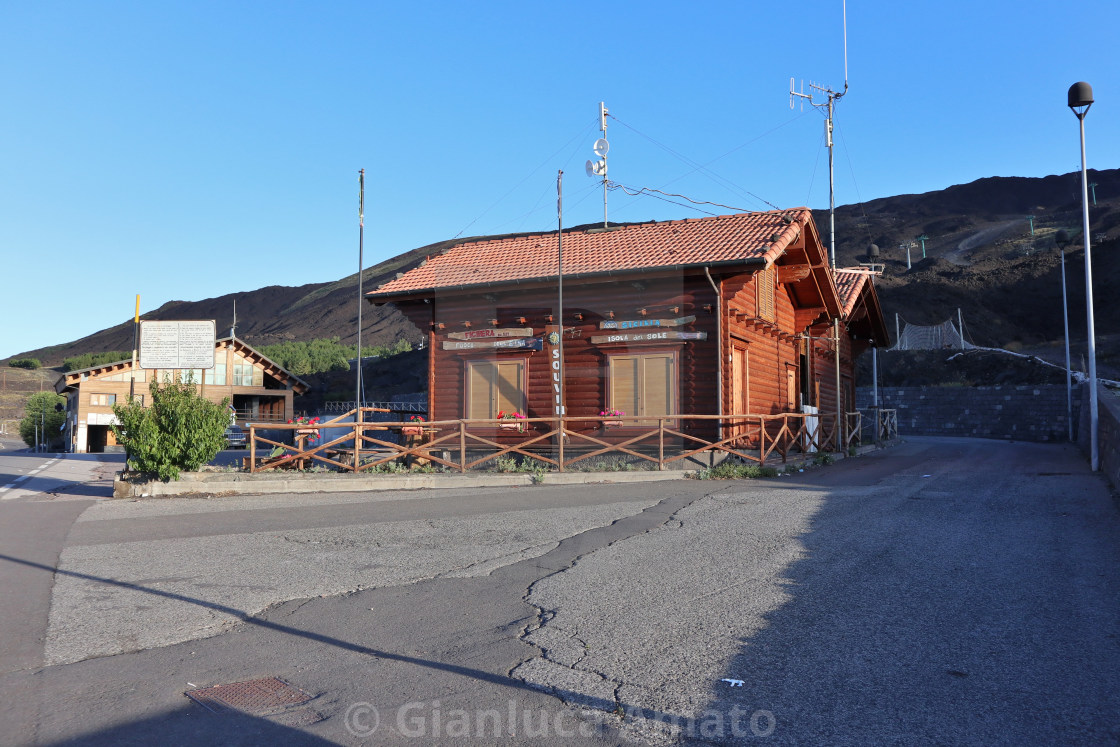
[1068,81,1094,118]
[1055,229,1070,249]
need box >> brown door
[730,346,750,441]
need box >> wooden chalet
[54,336,309,453]
[366,209,887,448]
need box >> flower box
[499,422,524,432]
[601,419,623,428]
[401,426,424,436]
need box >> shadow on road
[0,549,693,742]
[692,439,1120,744]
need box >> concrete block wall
[856,385,1079,443]
[1078,383,1120,490]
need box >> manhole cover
[186,677,313,715]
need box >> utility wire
[835,123,876,247]
[607,181,755,216]
[610,113,811,212]
[453,119,597,239]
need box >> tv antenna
[584,101,609,228]
[789,0,849,269]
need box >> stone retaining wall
[856,385,1079,442]
[1078,383,1120,491]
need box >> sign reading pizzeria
[445,327,534,341]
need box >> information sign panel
[139,320,216,369]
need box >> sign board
[441,337,544,351]
[599,315,695,330]
[139,320,216,369]
[591,330,708,345]
[445,327,534,341]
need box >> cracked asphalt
[1,436,1118,745]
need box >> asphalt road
[0,436,1117,745]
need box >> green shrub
[695,462,778,480]
[112,377,229,481]
[8,358,41,369]
[19,392,66,448]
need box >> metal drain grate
[186,677,313,715]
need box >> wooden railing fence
[243,408,894,474]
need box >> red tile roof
[368,209,813,298]
[833,268,872,318]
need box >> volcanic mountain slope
[8,168,1120,382]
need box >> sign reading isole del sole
[442,337,544,351]
[139,320,216,369]
[591,330,707,344]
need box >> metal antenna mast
[586,102,610,228]
[790,0,849,268]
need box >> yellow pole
[130,295,140,400]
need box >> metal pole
[1061,250,1072,441]
[557,170,565,471]
[834,318,842,450]
[827,98,836,269]
[599,102,608,229]
[130,295,139,400]
[872,346,878,408]
[356,169,365,429]
[1077,114,1098,469]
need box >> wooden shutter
[495,360,524,415]
[642,354,673,416]
[609,356,640,417]
[610,352,675,423]
[467,360,525,419]
[467,362,493,419]
[758,266,775,322]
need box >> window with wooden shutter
[757,265,775,322]
[608,352,676,424]
[466,359,526,419]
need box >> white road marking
[1,457,63,499]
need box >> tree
[20,392,66,449]
[112,376,230,481]
[8,358,41,369]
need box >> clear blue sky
[2,1,1116,360]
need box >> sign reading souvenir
[445,327,534,341]
[442,337,544,351]
[547,330,565,415]
[598,315,695,331]
[139,320,216,369]
[590,330,708,345]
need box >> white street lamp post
[1068,81,1097,470]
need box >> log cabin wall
[723,267,804,416]
[414,274,720,428]
[806,320,856,422]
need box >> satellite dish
[593,138,610,157]
[585,160,595,178]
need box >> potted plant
[402,415,425,436]
[497,411,526,432]
[600,409,625,427]
[289,416,321,446]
